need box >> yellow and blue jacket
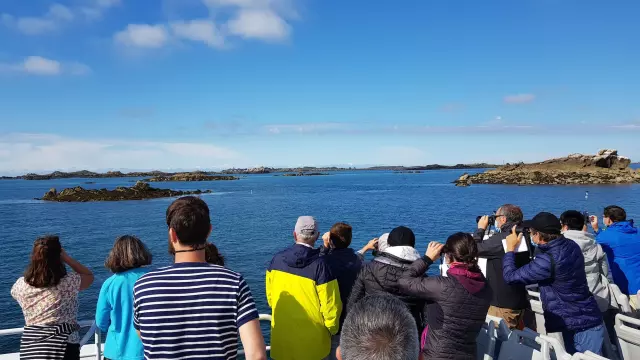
[266,244,342,360]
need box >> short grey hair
[296,231,319,244]
[340,295,420,360]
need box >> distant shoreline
[0,164,497,180]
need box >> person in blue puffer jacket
[502,212,604,355]
[589,205,640,306]
[96,235,152,360]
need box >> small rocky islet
[144,172,238,182]
[454,149,640,186]
[39,181,212,202]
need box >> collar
[537,236,566,250]
[295,242,314,249]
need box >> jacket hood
[384,246,421,261]
[324,247,361,262]
[562,230,597,251]
[447,264,487,294]
[608,221,638,234]
[282,244,320,268]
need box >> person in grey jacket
[560,210,612,312]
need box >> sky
[0,0,639,174]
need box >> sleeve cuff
[422,256,434,266]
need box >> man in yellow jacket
[267,216,342,360]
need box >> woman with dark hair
[398,232,492,360]
[204,242,225,266]
[96,235,153,360]
[11,235,94,360]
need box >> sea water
[0,169,639,352]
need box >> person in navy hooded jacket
[589,205,640,308]
[503,212,604,355]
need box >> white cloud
[227,8,290,41]
[48,4,74,21]
[0,56,91,76]
[0,133,242,174]
[1,3,76,35]
[205,0,295,41]
[1,1,118,35]
[170,20,224,48]
[504,93,536,104]
[114,24,169,48]
[22,56,62,75]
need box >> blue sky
[0,0,639,174]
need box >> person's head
[204,242,225,266]
[293,216,319,245]
[496,204,523,229]
[603,205,626,227]
[442,232,479,270]
[522,212,562,245]
[387,226,416,248]
[338,295,422,360]
[104,235,153,273]
[560,210,586,232]
[328,222,353,249]
[24,235,66,288]
[166,196,212,253]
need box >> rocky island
[144,172,238,182]
[278,172,330,177]
[39,181,211,202]
[454,149,640,186]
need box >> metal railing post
[94,328,102,360]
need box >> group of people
[9,196,640,360]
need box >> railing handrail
[0,320,95,336]
[0,314,273,359]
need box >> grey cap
[295,216,318,236]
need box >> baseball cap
[522,212,562,235]
[295,216,318,236]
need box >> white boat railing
[0,314,272,359]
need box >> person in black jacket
[319,222,364,360]
[474,204,532,329]
[347,226,427,335]
[399,233,491,360]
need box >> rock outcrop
[39,181,212,202]
[455,149,639,186]
[279,172,330,177]
[144,172,238,182]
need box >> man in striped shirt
[133,196,267,360]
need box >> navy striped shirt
[133,262,259,360]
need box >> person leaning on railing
[11,235,94,360]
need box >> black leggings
[63,343,80,360]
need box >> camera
[514,223,530,238]
[476,215,496,227]
[582,211,590,225]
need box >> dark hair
[105,235,152,273]
[329,222,353,249]
[531,229,561,243]
[204,243,225,266]
[166,196,211,246]
[24,235,67,288]
[443,232,479,271]
[498,204,523,223]
[604,205,626,222]
[560,210,585,231]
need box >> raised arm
[398,242,446,302]
[503,252,552,285]
[62,250,94,290]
